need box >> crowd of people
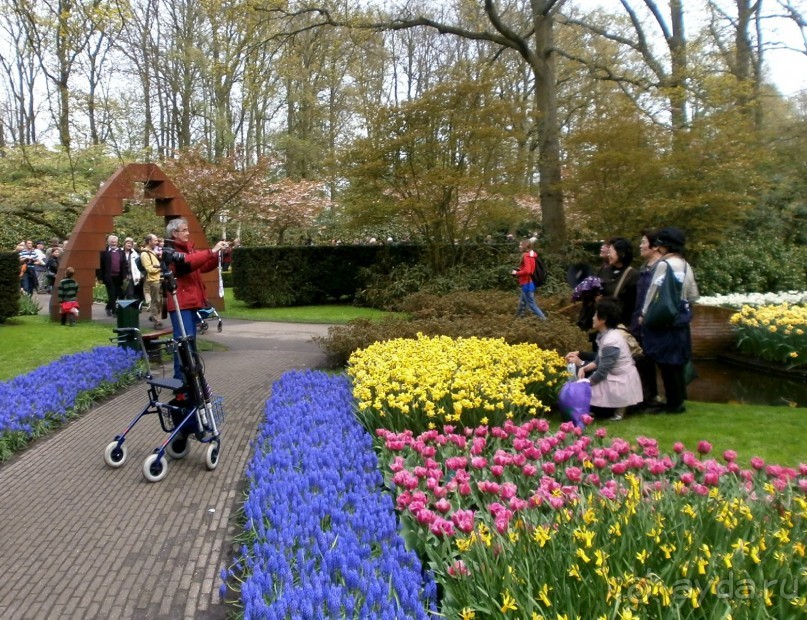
[16,237,63,296]
[562,226,699,420]
[16,226,236,336]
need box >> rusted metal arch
[49,163,224,322]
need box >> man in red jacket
[163,217,229,380]
[511,238,547,320]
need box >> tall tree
[705,0,764,126]
[561,0,690,134]
[344,77,535,268]
[0,1,41,146]
[9,0,85,148]
[258,0,569,249]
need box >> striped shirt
[58,278,79,302]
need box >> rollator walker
[103,271,224,483]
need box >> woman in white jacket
[639,227,699,414]
[122,237,142,300]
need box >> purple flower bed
[0,346,140,446]
[232,370,436,619]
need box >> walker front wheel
[143,453,168,482]
[205,443,220,470]
[104,441,127,468]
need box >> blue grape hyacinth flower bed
[0,345,140,460]
[228,370,437,619]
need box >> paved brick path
[0,305,330,619]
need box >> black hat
[655,227,685,248]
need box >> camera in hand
[161,239,186,265]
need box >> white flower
[696,291,807,309]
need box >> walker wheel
[217,321,222,333]
[199,321,209,334]
[104,441,127,468]
[166,436,190,459]
[205,443,220,470]
[143,453,168,482]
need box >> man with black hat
[639,226,699,414]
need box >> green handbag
[644,261,683,328]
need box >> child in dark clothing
[58,267,80,326]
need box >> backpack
[134,254,147,276]
[531,255,547,287]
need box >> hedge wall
[231,244,422,307]
[0,252,20,322]
[231,243,516,307]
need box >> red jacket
[515,250,537,286]
[165,239,219,311]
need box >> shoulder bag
[644,261,687,329]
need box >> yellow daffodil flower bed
[730,303,807,367]
[348,334,567,433]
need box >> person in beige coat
[140,233,164,328]
[566,297,643,421]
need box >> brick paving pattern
[0,304,330,619]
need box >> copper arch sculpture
[49,163,224,322]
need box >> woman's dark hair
[607,237,634,267]
[641,228,660,248]
[595,296,622,328]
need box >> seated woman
[565,297,643,421]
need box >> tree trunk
[662,0,688,136]
[531,8,565,250]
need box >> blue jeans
[169,309,198,381]
[516,283,546,319]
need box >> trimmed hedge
[231,243,519,307]
[0,252,20,323]
[315,291,589,368]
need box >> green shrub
[221,269,233,288]
[316,290,588,368]
[17,293,41,316]
[399,290,529,318]
[357,252,571,310]
[0,252,19,323]
[695,237,807,295]
[93,283,108,303]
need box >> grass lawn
[0,314,221,381]
[589,401,805,468]
[0,315,114,381]
[218,298,397,323]
[2,306,803,468]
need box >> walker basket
[209,396,225,428]
[158,396,224,434]
[158,404,182,433]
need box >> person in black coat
[98,235,126,317]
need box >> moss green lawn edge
[218,299,400,324]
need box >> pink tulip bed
[231,369,807,619]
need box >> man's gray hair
[166,217,188,239]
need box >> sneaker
[609,408,626,421]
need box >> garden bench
[142,327,174,361]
